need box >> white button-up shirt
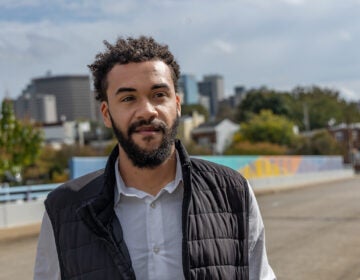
[113,152,184,279]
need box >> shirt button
[150,202,156,208]
[153,247,160,254]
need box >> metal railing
[0,183,59,203]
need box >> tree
[236,87,290,122]
[235,85,360,132]
[287,86,360,130]
[291,130,342,155]
[240,110,296,146]
[181,104,209,121]
[0,99,43,184]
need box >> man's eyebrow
[151,83,171,90]
[114,87,136,95]
[113,84,170,95]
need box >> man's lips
[134,126,162,134]
[128,119,167,136]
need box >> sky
[1,0,360,102]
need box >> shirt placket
[146,196,164,280]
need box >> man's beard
[110,114,179,169]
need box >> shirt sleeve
[247,181,277,280]
[33,211,61,280]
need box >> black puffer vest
[45,140,250,279]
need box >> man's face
[101,60,181,168]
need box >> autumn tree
[0,99,43,184]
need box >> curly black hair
[88,36,181,102]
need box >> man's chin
[132,135,163,149]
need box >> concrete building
[179,74,199,105]
[198,75,224,118]
[191,118,239,154]
[17,74,96,123]
[15,93,57,123]
[42,121,91,148]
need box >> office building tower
[15,93,57,123]
[198,75,224,118]
[179,74,199,105]
[18,74,96,122]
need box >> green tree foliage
[236,87,290,122]
[235,86,360,132]
[0,99,43,184]
[291,130,342,155]
[225,110,295,155]
[181,104,209,121]
[287,86,360,130]
[340,100,360,124]
[240,110,296,146]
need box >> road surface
[259,176,360,279]
[0,176,359,279]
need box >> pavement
[259,175,360,279]
[0,223,41,243]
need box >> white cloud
[209,40,236,54]
[319,80,360,101]
[338,30,352,42]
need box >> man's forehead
[106,61,175,93]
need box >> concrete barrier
[250,169,355,194]
[0,199,45,228]
[0,168,355,232]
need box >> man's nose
[136,99,158,120]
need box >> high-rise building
[198,75,224,118]
[179,74,199,105]
[16,74,96,123]
[15,93,57,123]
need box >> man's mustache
[128,119,167,136]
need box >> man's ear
[176,94,181,116]
[100,101,112,128]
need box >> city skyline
[1,1,360,102]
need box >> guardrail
[0,184,59,203]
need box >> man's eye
[121,96,135,102]
[154,92,167,98]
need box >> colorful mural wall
[71,155,344,180]
[196,155,344,179]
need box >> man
[34,36,276,280]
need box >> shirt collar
[114,151,183,204]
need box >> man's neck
[117,145,177,196]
